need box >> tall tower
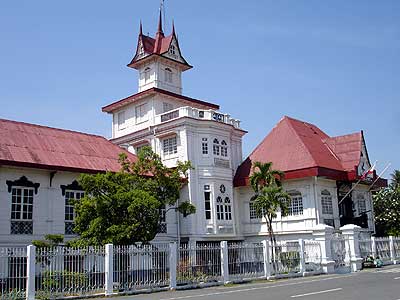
[128,11,192,94]
[102,10,246,244]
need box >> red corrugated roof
[0,118,137,173]
[234,116,364,186]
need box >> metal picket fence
[393,237,400,259]
[358,238,373,259]
[0,247,27,300]
[375,237,392,262]
[270,241,301,276]
[227,242,264,281]
[113,243,170,292]
[177,243,221,286]
[35,246,105,299]
[304,240,323,273]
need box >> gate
[330,234,350,273]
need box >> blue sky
[0,0,399,177]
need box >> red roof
[128,13,191,70]
[234,116,367,186]
[0,118,137,173]
[102,87,220,113]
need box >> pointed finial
[157,8,163,34]
[172,20,175,35]
[139,20,143,35]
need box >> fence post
[169,242,177,290]
[262,239,271,279]
[371,236,377,258]
[298,239,306,275]
[220,241,229,284]
[104,244,114,296]
[312,224,335,274]
[26,245,35,300]
[389,236,397,265]
[340,224,363,272]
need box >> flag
[361,161,376,180]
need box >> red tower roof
[234,116,369,186]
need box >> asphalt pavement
[106,265,400,300]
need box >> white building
[0,12,386,247]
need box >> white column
[220,241,229,284]
[298,239,306,275]
[262,239,271,278]
[340,224,363,272]
[169,242,177,290]
[104,244,114,296]
[371,237,377,258]
[389,236,397,265]
[26,245,36,300]
[312,224,335,274]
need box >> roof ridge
[0,118,105,139]
[284,117,320,168]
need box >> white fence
[2,233,400,299]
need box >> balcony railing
[156,106,241,129]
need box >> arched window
[213,139,220,156]
[321,190,333,215]
[144,67,151,82]
[216,196,224,220]
[287,191,303,216]
[221,140,228,157]
[165,68,173,83]
[224,197,232,220]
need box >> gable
[162,36,186,64]
[357,139,372,179]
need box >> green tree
[390,169,400,189]
[72,147,196,246]
[373,185,400,237]
[250,162,290,264]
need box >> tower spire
[139,20,143,35]
[172,20,175,35]
[157,8,163,34]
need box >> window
[216,196,224,220]
[65,190,84,235]
[157,204,167,233]
[163,102,174,113]
[11,187,33,234]
[135,103,148,124]
[221,140,228,157]
[118,111,126,130]
[169,45,176,55]
[224,197,232,220]
[321,190,333,215]
[163,136,178,156]
[357,194,366,214]
[249,199,262,220]
[324,219,335,227]
[144,67,151,82]
[213,139,220,156]
[287,191,303,216]
[202,138,208,155]
[204,185,211,220]
[165,68,173,83]
[139,44,144,56]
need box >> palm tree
[249,162,290,269]
[391,170,400,189]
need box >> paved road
[108,265,400,300]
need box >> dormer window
[138,44,144,56]
[165,68,173,83]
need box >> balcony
[155,106,242,129]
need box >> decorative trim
[6,176,40,194]
[60,180,83,196]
